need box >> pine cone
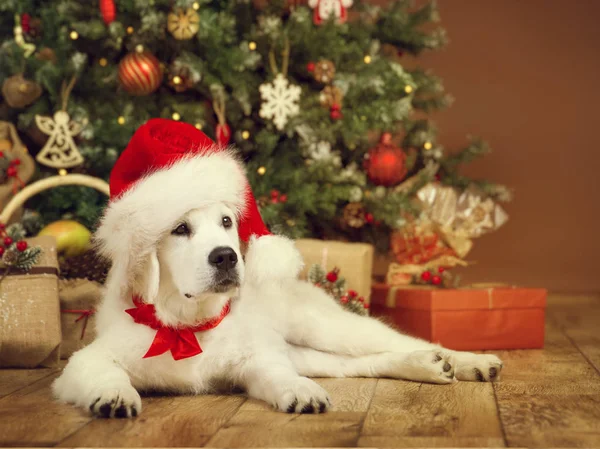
[313,60,335,84]
[2,248,19,267]
[319,85,343,108]
[59,249,111,284]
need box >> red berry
[326,271,338,283]
[358,296,364,303]
[363,302,370,309]
[4,237,13,246]
[348,289,358,298]
[11,158,21,166]
[0,223,5,230]
[270,189,279,198]
[438,267,445,273]
[431,275,442,285]
[271,197,279,204]
[330,109,342,120]
[0,247,4,257]
[7,167,17,177]
[279,194,288,203]
[330,103,341,111]
[0,151,4,158]
[420,271,432,282]
[307,62,315,72]
[340,295,349,304]
[365,213,374,224]
[16,240,28,252]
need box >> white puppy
[53,119,502,418]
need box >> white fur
[54,190,503,418]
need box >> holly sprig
[308,264,369,316]
[0,151,23,185]
[0,222,42,282]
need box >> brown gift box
[371,283,547,351]
[0,121,35,215]
[59,279,102,359]
[0,236,61,368]
[295,239,374,302]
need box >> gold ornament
[313,59,335,84]
[1,74,42,108]
[35,111,84,169]
[167,8,200,40]
[319,85,343,109]
[343,202,366,229]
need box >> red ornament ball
[330,109,342,120]
[420,271,432,282]
[307,62,315,72]
[16,240,28,252]
[118,51,163,96]
[326,271,338,283]
[4,237,13,246]
[100,0,116,25]
[365,133,407,187]
[21,13,31,33]
[7,166,17,177]
[431,275,442,285]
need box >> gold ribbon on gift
[386,255,469,286]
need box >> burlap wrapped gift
[59,278,102,359]
[0,121,35,216]
[0,236,61,368]
[295,239,374,303]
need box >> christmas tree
[0,0,509,253]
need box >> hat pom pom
[244,235,304,284]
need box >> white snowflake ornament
[259,74,301,131]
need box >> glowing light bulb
[257,166,266,175]
[117,116,125,125]
[363,55,372,64]
[58,169,67,176]
[172,112,181,121]
[69,31,79,40]
[424,141,433,150]
[99,58,108,67]
[404,85,413,94]
[248,41,257,51]
[241,130,250,140]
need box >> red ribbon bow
[125,296,231,361]
[61,309,96,340]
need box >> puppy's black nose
[208,246,238,271]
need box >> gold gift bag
[0,236,61,368]
[59,278,102,359]
[295,239,374,302]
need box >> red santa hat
[95,118,273,292]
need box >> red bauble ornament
[307,62,315,72]
[100,0,116,25]
[365,133,407,187]
[16,240,28,252]
[420,271,432,282]
[118,51,163,96]
[215,123,231,146]
[21,14,31,34]
[326,271,338,283]
[431,275,442,286]
[4,237,13,246]
[365,212,374,224]
[330,109,342,120]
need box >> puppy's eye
[222,216,233,229]
[172,223,190,236]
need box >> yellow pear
[38,220,91,257]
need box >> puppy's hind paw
[89,386,142,418]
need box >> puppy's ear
[141,249,161,304]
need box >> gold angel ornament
[35,110,84,169]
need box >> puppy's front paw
[402,349,457,384]
[275,377,331,414]
[454,353,503,382]
[89,386,142,418]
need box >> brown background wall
[373,0,600,292]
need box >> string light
[58,169,67,176]
[363,55,372,64]
[117,116,125,125]
[69,31,79,40]
[135,44,144,53]
[192,2,200,10]
[404,85,413,94]
[172,112,181,121]
[99,58,108,67]
[241,130,250,140]
[126,26,134,34]
[286,219,295,227]
[172,75,182,85]
[424,141,433,150]
[195,123,203,130]
[257,166,266,175]
[248,41,257,51]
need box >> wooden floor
[1,294,599,448]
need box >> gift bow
[125,296,231,361]
[61,308,96,340]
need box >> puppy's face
[157,203,244,303]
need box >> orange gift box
[370,284,547,350]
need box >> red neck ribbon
[125,296,231,361]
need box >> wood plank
[0,373,93,446]
[493,320,600,447]
[206,378,376,447]
[57,393,245,447]
[359,379,504,448]
[0,367,57,397]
